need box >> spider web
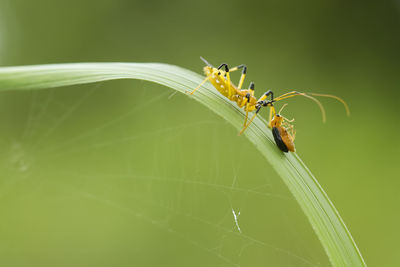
[0,81,330,266]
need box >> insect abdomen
[272,127,295,153]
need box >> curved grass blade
[0,62,366,266]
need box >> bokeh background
[0,0,399,266]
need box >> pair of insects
[188,57,349,153]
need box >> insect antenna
[278,104,296,124]
[309,93,350,116]
[274,91,327,123]
[300,94,327,123]
[278,103,289,114]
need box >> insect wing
[272,127,289,153]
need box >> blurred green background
[0,0,399,266]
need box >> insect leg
[267,105,275,128]
[229,64,247,89]
[239,90,274,134]
[257,90,274,102]
[243,82,255,127]
[189,75,211,95]
[239,105,262,135]
[286,123,296,141]
[217,63,233,99]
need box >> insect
[189,57,276,127]
[190,57,350,152]
[269,104,296,153]
[239,90,350,153]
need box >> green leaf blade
[0,62,366,266]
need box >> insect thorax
[270,115,284,128]
[203,66,229,97]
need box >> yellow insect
[190,57,350,152]
[189,57,259,127]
